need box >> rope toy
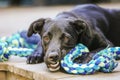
[0,31,39,61]
[0,31,120,74]
[61,43,120,74]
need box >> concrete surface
[0,61,120,80]
[0,5,73,36]
[0,3,120,36]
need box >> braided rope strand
[0,31,39,61]
[61,43,120,74]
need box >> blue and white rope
[61,43,120,74]
[0,31,39,61]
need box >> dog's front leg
[27,42,44,64]
[75,32,114,64]
[75,46,113,64]
[83,35,114,63]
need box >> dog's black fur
[27,4,120,69]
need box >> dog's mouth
[45,50,67,72]
[47,62,60,72]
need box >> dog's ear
[27,18,46,37]
[69,20,87,34]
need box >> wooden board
[0,61,120,80]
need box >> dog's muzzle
[45,52,60,71]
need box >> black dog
[27,4,120,71]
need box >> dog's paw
[26,51,43,64]
[73,52,93,64]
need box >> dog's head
[27,18,89,71]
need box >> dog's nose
[48,52,59,63]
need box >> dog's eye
[63,34,71,44]
[43,36,50,44]
[64,36,69,43]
